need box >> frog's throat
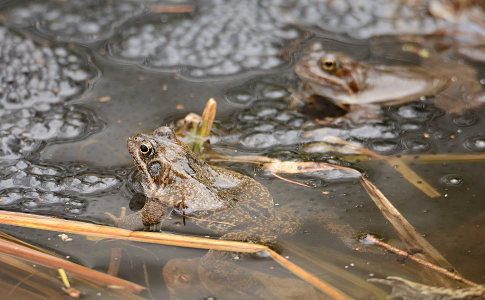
[133,151,157,192]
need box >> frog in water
[118,126,324,299]
[118,126,294,244]
[295,42,485,119]
[293,42,449,122]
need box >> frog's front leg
[118,197,172,231]
[117,210,144,231]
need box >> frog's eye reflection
[320,57,338,72]
[139,142,153,156]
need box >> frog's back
[190,167,277,241]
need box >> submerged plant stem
[0,235,144,293]
[0,210,347,299]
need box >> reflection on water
[0,0,484,299]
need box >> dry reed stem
[0,236,144,293]
[364,235,477,287]
[0,210,348,299]
[266,248,351,300]
[323,136,440,198]
[360,178,457,277]
[205,154,361,177]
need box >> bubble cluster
[4,0,145,43]
[262,0,445,39]
[0,26,97,159]
[109,0,301,78]
[0,159,121,215]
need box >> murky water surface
[0,1,484,299]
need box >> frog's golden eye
[320,57,338,72]
[139,142,153,156]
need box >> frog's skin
[118,127,324,298]
[294,42,447,108]
[396,35,485,114]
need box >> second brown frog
[294,41,484,121]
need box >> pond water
[0,0,484,299]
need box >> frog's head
[295,43,368,102]
[127,126,204,195]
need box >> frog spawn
[0,26,98,159]
[3,0,145,43]
[0,159,121,216]
[0,26,123,215]
[108,0,301,78]
[262,0,446,39]
[1,0,457,80]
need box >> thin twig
[271,172,313,188]
[360,177,455,272]
[364,235,478,287]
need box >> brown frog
[294,43,446,110]
[118,126,326,299]
[118,126,294,244]
[294,42,485,118]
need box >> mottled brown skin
[118,126,295,245]
[118,127,319,299]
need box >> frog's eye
[139,142,153,156]
[320,57,338,72]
